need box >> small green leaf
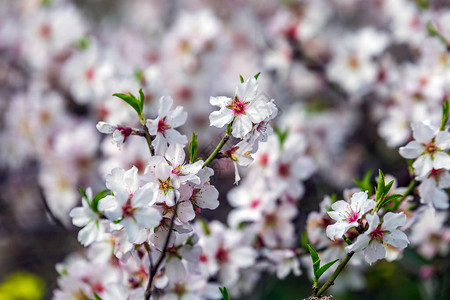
[139,88,145,113]
[254,72,261,80]
[380,194,403,208]
[239,75,244,83]
[78,36,90,50]
[315,259,339,279]
[342,235,352,245]
[440,99,449,130]
[307,244,320,264]
[353,169,373,196]
[383,180,394,196]
[113,93,141,116]
[375,169,385,203]
[91,189,110,212]
[274,126,289,148]
[78,187,88,203]
[301,231,309,251]
[189,132,198,163]
[93,292,103,300]
[307,244,321,278]
[219,287,230,300]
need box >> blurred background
[0,0,449,299]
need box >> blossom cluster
[0,0,449,299]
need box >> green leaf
[427,21,449,49]
[91,189,110,212]
[307,244,321,278]
[219,287,230,300]
[189,132,198,163]
[353,169,373,196]
[93,292,103,300]
[78,187,89,203]
[307,244,320,264]
[139,88,145,113]
[78,36,90,50]
[383,180,394,196]
[342,235,352,245]
[254,72,261,80]
[113,93,141,116]
[375,169,385,203]
[301,231,309,251]
[440,99,449,130]
[315,259,339,279]
[274,126,289,148]
[416,0,429,10]
[239,75,244,83]
[380,194,403,208]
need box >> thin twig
[142,124,155,156]
[203,126,232,168]
[145,202,179,300]
[316,251,355,296]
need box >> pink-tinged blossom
[69,187,107,246]
[399,122,450,177]
[326,191,375,241]
[164,143,204,186]
[346,212,409,265]
[96,121,133,149]
[265,249,301,279]
[98,166,162,243]
[209,77,273,139]
[223,140,254,184]
[146,96,188,155]
[143,157,181,206]
[417,168,450,209]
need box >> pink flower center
[429,168,445,181]
[259,153,269,167]
[346,209,359,223]
[157,118,170,134]
[199,253,208,262]
[250,199,261,208]
[424,142,438,154]
[227,97,248,116]
[122,201,135,217]
[84,67,95,81]
[369,228,385,242]
[39,24,51,39]
[171,166,182,176]
[278,163,291,178]
[215,247,229,264]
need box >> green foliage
[427,22,449,49]
[274,126,289,148]
[307,244,339,282]
[373,170,402,212]
[416,0,429,10]
[440,99,449,131]
[353,169,373,196]
[219,287,230,300]
[78,36,90,50]
[239,75,244,83]
[112,89,146,124]
[0,271,45,300]
[189,132,198,163]
[78,188,109,214]
[254,72,261,80]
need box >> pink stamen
[157,118,170,134]
[215,247,229,264]
[122,202,134,217]
[250,199,261,208]
[278,163,290,178]
[227,97,248,116]
[346,209,359,223]
[369,228,385,242]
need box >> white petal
[232,116,253,139]
[177,201,196,223]
[412,122,436,143]
[210,96,231,108]
[135,207,162,229]
[382,212,406,231]
[165,258,186,282]
[433,152,450,170]
[122,218,140,243]
[364,241,386,264]
[235,77,258,100]
[384,230,409,248]
[399,141,423,159]
[435,130,450,149]
[209,109,233,128]
[165,129,188,146]
[96,121,116,134]
[158,96,173,118]
[346,234,370,253]
[196,185,219,209]
[165,143,185,166]
[168,106,187,128]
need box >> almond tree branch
[145,202,178,300]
